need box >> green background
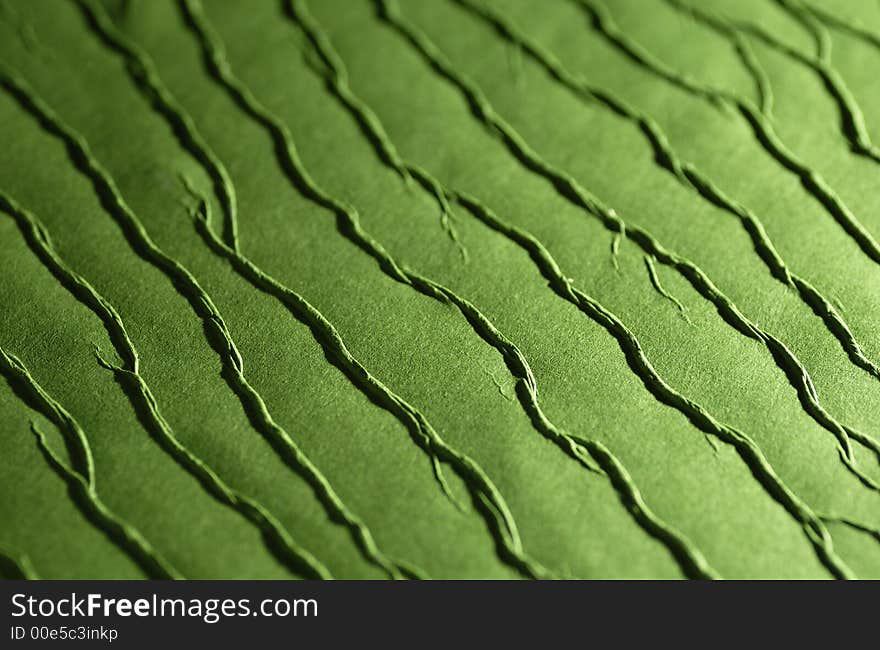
[2,0,880,580]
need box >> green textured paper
[2,0,880,580]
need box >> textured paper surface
[2,0,880,579]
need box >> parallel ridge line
[661,0,774,115]
[75,0,241,250]
[69,2,424,580]
[377,0,859,578]
[449,0,880,479]
[177,0,553,580]
[0,72,332,580]
[694,0,880,163]
[449,189,857,580]
[285,0,718,580]
[576,0,880,279]
[0,343,182,579]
